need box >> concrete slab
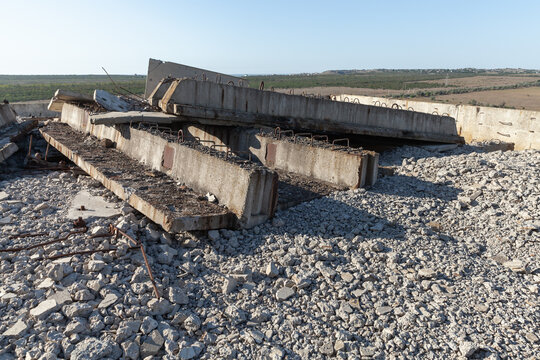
[90,111,179,125]
[67,190,122,220]
[61,104,279,228]
[158,78,463,143]
[94,90,135,112]
[145,58,247,98]
[41,122,235,232]
[48,89,94,112]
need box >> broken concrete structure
[47,89,94,112]
[334,95,540,150]
[154,78,462,143]
[144,58,247,99]
[57,103,279,229]
[182,125,379,188]
[1,104,38,163]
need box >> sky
[1,0,539,75]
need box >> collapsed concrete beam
[40,122,235,232]
[47,89,93,112]
[93,90,136,112]
[61,104,278,228]
[145,58,247,99]
[156,78,463,143]
[90,111,179,125]
[183,125,379,188]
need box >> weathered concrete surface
[90,111,179,125]
[61,104,278,228]
[48,89,93,112]
[183,125,379,188]
[145,58,247,99]
[335,95,540,150]
[0,104,17,128]
[41,123,235,232]
[67,190,122,220]
[10,100,60,118]
[157,78,462,143]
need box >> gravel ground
[0,144,538,360]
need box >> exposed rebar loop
[113,226,160,299]
[332,138,350,151]
[312,135,329,143]
[225,149,253,162]
[176,130,184,143]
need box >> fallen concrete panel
[157,78,462,143]
[336,94,540,150]
[67,190,122,220]
[0,104,17,128]
[48,89,93,112]
[0,141,18,162]
[90,111,179,125]
[40,122,235,232]
[145,58,247,98]
[61,104,278,228]
[93,90,135,112]
[183,125,379,188]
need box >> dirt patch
[422,87,540,111]
[414,75,540,88]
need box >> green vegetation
[0,75,145,102]
[243,70,471,90]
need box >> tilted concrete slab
[48,89,93,112]
[156,78,463,143]
[183,125,379,188]
[0,104,17,128]
[61,104,278,228]
[0,141,18,163]
[41,122,235,232]
[145,58,247,99]
[90,111,179,125]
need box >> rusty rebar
[0,228,87,253]
[112,227,160,299]
[9,232,48,240]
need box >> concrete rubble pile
[1,58,538,359]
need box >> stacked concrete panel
[60,103,278,229]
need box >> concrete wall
[10,100,60,118]
[334,95,540,150]
[145,58,247,98]
[61,104,277,228]
[0,104,17,128]
[183,125,379,188]
[160,79,461,143]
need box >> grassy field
[0,75,145,102]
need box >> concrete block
[145,58,247,99]
[67,190,122,219]
[90,111,179,125]
[0,104,17,128]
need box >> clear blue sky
[1,0,539,75]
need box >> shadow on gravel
[379,144,491,167]
[214,197,407,258]
[370,174,463,201]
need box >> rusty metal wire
[0,228,88,253]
